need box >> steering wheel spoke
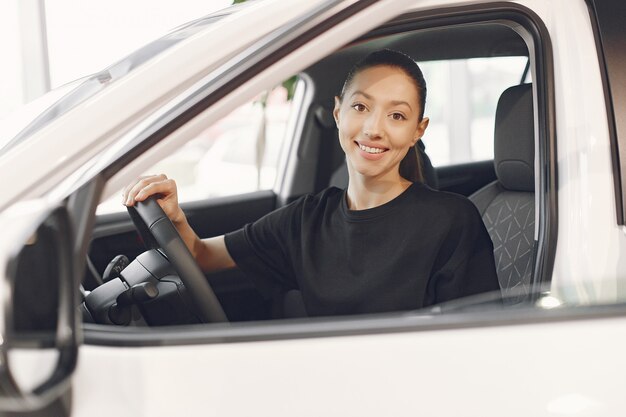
[127,197,228,323]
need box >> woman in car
[123,49,500,316]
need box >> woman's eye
[352,103,366,112]
[391,113,406,121]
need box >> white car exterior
[1,0,625,416]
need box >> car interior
[83,18,540,326]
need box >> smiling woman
[333,49,430,209]
[123,49,501,317]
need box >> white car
[1,0,625,416]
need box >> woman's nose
[363,111,384,138]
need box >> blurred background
[0,0,526,214]
[0,0,231,120]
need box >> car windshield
[0,4,241,156]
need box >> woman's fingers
[122,175,150,204]
[135,179,176,202]
[123,174,170,206]
[122,174,185,224]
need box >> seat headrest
[494,84,534,192]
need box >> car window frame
[586,0,626,225]
[77,1,568,347]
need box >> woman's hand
[121,174,236,273]
[122,174,185,224]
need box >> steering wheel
[126,197,228,323]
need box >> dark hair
[339,49,427,182]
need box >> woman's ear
[333,96,341,127]
[414,117,430,143]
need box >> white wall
[0,1,26,118]
[0,0,232,121]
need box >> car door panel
[77,312,626,416]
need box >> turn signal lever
[102,255,129,282]
[108,282,159,325]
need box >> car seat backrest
[470,83,535,302]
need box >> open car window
[96,82,297,214]
[86,7,558,331]
[421,56,529,166]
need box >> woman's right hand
[122,174,235,272]
[122,174,186,225]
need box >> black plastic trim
[585,0,626,224]
[84,302,626,347]
[0,206,79,412]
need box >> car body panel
[545,0,626,303]
[75,315,626,417]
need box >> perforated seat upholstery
[469,83,535,301]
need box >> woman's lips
[354,141,388,160]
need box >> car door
[5,0,626,416]
[72,1,625,416]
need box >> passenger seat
[469,83,535,302]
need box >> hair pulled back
[339,49,427,182]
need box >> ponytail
[399,146,424,183]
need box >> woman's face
[333,65,429,182]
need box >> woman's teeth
[359,143,385,154]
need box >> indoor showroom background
[0,0,232,122]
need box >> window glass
[420,56,528,166]
[97,83,294,214]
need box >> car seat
[469,83,535,302]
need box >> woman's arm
[123,174,236,273]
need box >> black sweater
[225,183,499,316]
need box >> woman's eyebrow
[350,91,413,111]
[390,100,412,111]
[350,90,372,100]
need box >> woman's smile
[355,140,389,160]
